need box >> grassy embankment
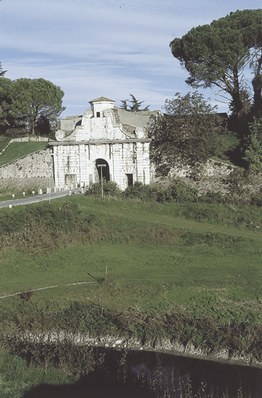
[0,197,261,332]
[0,196,261,396]
[0,141,47,167]
[0,135,11,153]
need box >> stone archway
[95,158,110,182]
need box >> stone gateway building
[50,97,156,191]
[0,97,235,195]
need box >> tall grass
[0,349,73,398]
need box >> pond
[21,347,262,398]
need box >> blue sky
[0,0,260,116]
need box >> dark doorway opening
[126,173,133,187]
[96,159,110,181]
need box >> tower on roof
[89,96,115,118]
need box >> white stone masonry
[50,97,155,191]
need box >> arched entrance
[95,159,110,182]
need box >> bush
[199,191,226,204]
[250,191,262,207]
[124,182,157,201]
[124,180,198,203]
[244,118,262,171]
[86,180,121,197]
[103,181,122,197]
[223,169,247,196]
[166,180,198,203]
[0,201,104,252]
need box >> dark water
[22,348,262,398]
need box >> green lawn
[0,141,47,166]
[0,197,261,321]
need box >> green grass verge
[0,349,73,398]
[0,141,47,166]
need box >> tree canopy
[170,9,262,125]
[0,63,6,77]
[120,94,150,112]
[148,92,224,176]
[0,77,65,135]
[0,77,13,133]
[244,118,262,171]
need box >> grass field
[0,196,261,320]
[0,141,47,166]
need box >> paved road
[0,189,83,209]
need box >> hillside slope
[0,196,261,364]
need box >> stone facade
[49,97,156,190]
[0,148,53,191]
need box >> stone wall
[0,148,54,191]
[166,159,235,195]
[0,148,238,194]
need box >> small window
[126,174,133,187]
[96,112,101,118]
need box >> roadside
[0,188,83,209]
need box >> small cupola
[89,96,115,118]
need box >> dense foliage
[170,9,262,167]
[0,77,13,134]
[0,63,5,77]
[170,10,262,123]
[1,301,261,364]
[244,118,262,170]
[148,92,225,176]
[0,77,65,136]
[84,176,262,207]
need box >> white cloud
[1,0,259,116]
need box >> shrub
[250,191,262,207]
[0,201,104,252]
[223,168,247,196]
[86,180,121,197]
[244,118,262,171]
[199,191,226,204]
[167,180,198,202]
[103,181,122,197]
[124,180,198,203]
[124,182,157,201]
